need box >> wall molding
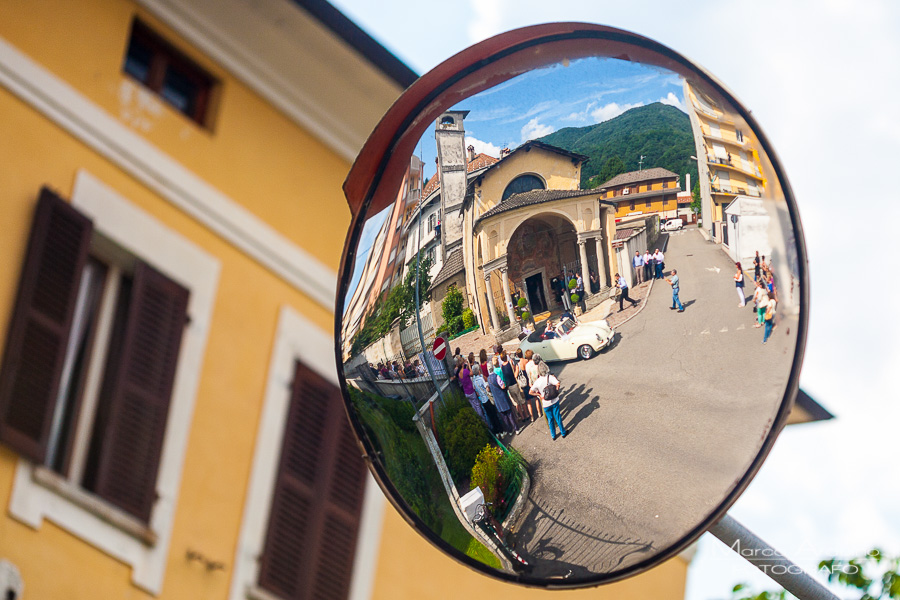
[0,34,337,310]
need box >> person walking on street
[614,273,639,312]
[643,250,653,283]
[666,269,684,312]
[632,251,644,284]
[653,248,665,279]
[734,262,746,307]
[753,251,761,282]
[752,279,769,328]
[531,354,567,440]
[762,296,777,344]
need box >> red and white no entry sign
[432,337,447,361]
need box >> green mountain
[538,102,698,191]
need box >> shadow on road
[509,498,654,578]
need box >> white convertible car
[519,317,614,361]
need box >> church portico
[473,200,616,332]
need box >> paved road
[508,226,798,578]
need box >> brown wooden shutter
[0,188,93,463]
[259,361,367,600]
[89,261,189,521]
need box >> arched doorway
[506,214,578,315]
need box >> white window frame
[229,306,385,600]
[8,170,220,594]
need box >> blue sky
[414,58,686,181]
[332,1,900,598]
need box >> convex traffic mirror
[336,23,807,588]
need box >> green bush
[445,315,462,335]
[568,278,577,290]
[516,297,527,308]
[461,308,476,329]
[443,409,492,482]
[520,311,531,321]
[441,284,465,334]
[499,445,525,485]
[570,293,580,304]
[434,390,469,442]
[471,445,503,505]
[377,397,417,433]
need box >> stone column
[594,235,608,288]
[484,272,500,331]
[578,240,591,297]
[500,267,516,324]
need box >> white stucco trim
[0,34,336,310]
[8,171,220,595]
[229,305,385,600]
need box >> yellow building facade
[597,168,681,220]
[0,2,691,599]
[684,81,766,242]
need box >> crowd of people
[631,248,667,285]
[368,359,426,381]
[454,345,569,441]
[747,251,779,344]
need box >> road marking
[700,328,710,335]
[737,324,746,330]
[706,267,721,274]
[719,327,728,333]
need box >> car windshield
[558,318,577,335]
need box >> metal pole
[414,200,446,409]
[709,514,839,600]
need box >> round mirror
[336,23,806,588]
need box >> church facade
[428,111,618,335]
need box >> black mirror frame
[335,22,809,588]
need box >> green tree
[691,179,702,215]
[598,155,626,185]
[441,284,465,335]
[399,250,433,327]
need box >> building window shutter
[0,188,93,463]
[87,261,189,521]
[258,361,367,600]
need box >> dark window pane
[161,67,197,115]
[124,38,153,83]
[502,174,545,201]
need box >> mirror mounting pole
[414,199,446,409]
[709,514,838,600]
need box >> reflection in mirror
[340,55,801,583]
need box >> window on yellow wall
[0,188,190,525]
[646,199,651,207]
[123,20,218,127]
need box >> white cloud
[520,118,554,142]
[465,136,502,157]
[466,0,506,43]
[590,101,644,123]
[659,91,685,111]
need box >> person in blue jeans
[762,297,776,344]
[666,269,684,312]
[530,354,567,440]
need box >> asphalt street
[508,226,798,578]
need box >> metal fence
[400,312,435,356]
